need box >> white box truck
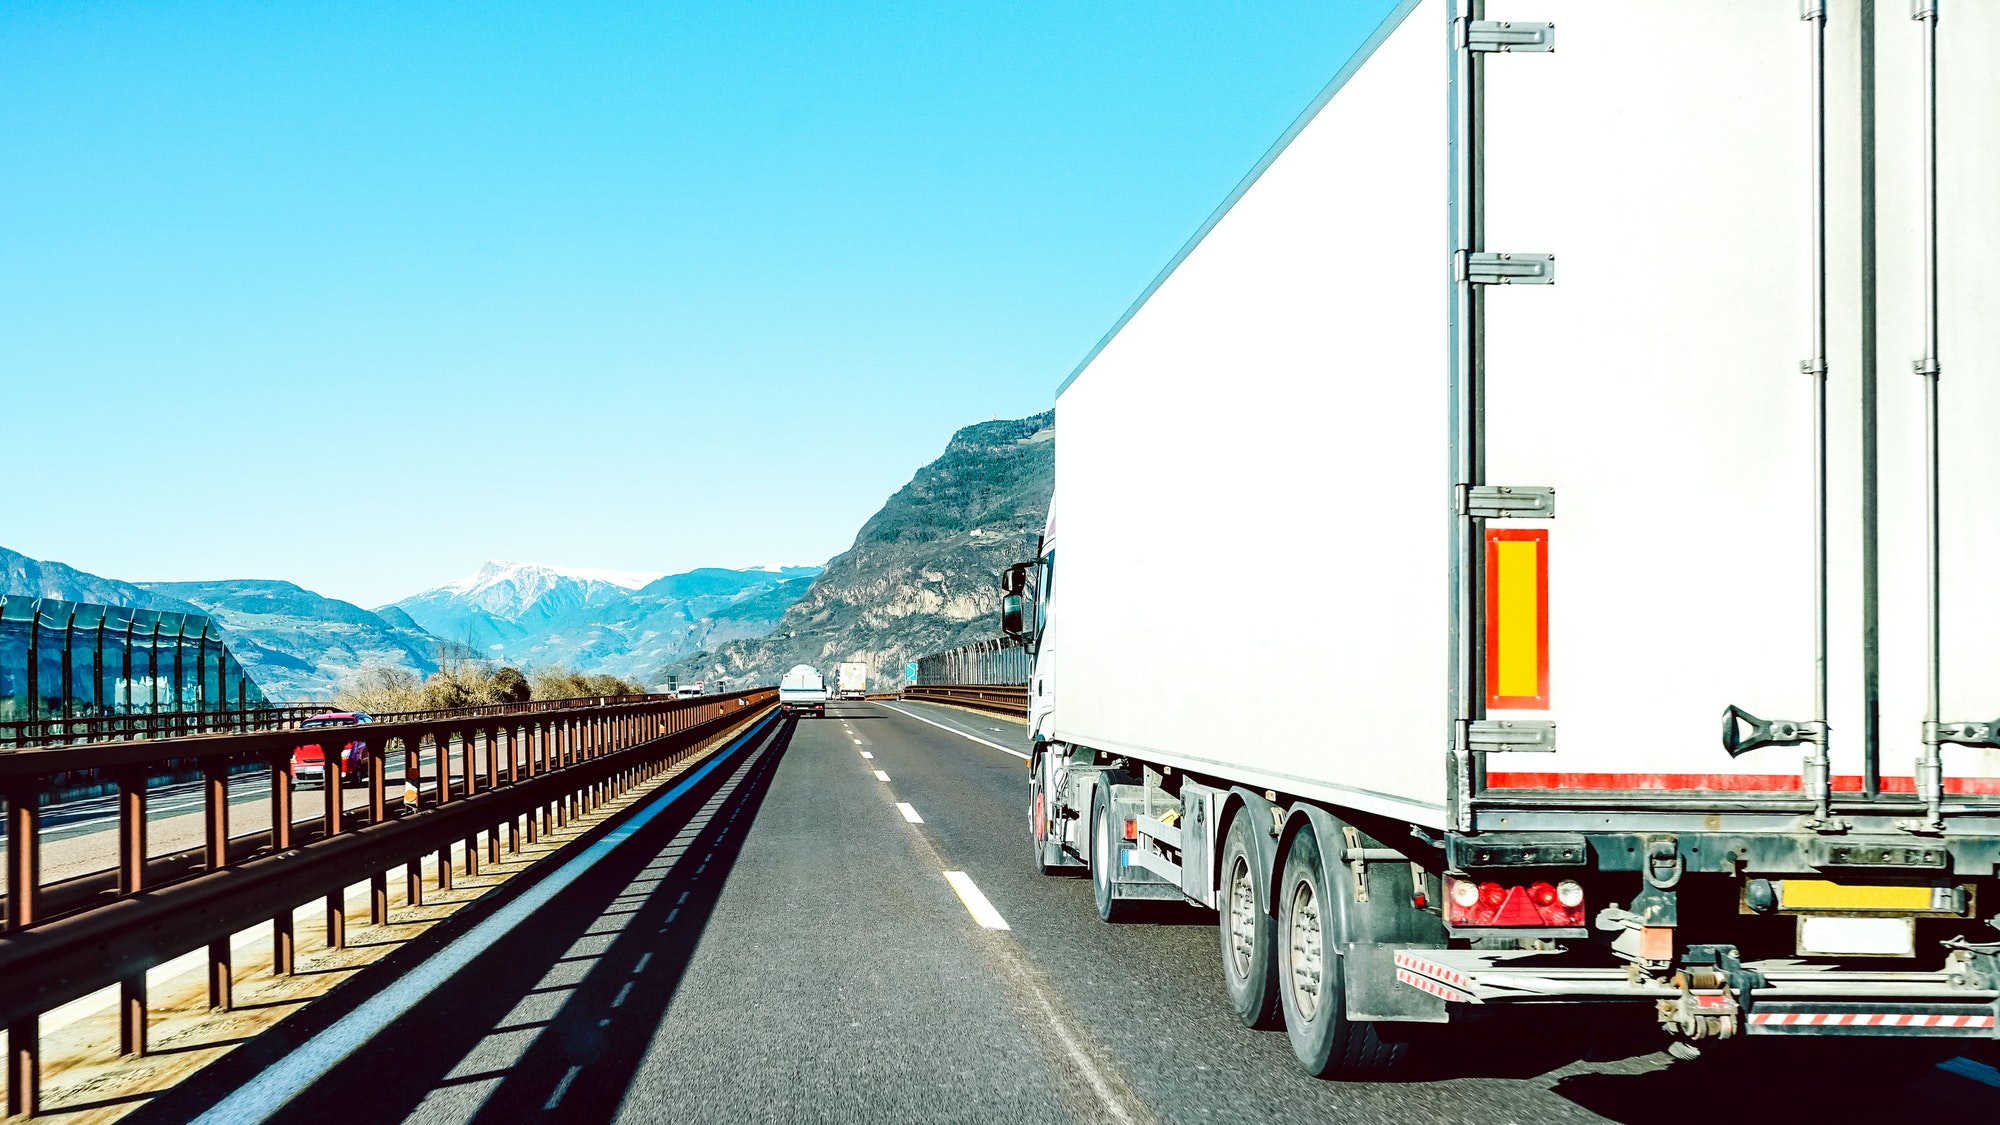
[836,661,870,700]
[1006,0,2000,1078]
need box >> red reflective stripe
[1749,1012,1996,1028]
[1486,772,2000,794]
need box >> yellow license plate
[1779,880,1945,914]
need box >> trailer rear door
[1474,1,1864,801]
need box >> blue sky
[1,1,1397,608]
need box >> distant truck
[779,664,827,717]
[835,661,869,700]
[1006,0,2000,1080]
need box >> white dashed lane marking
[896,802,924,824]
[860,751,873,759]
[873,770,891,782]
[943,871,1009,930]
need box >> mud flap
[1344,943,1448,1023]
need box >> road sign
[904,662,919,683]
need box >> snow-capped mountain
[391,562,821,682]
[422,561,662,623]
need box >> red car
[290,712,374,789]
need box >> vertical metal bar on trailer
[1911,0,1946,831]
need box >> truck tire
[1277,827,1405,1076]
[1218,810,1282,1029]
[1090,778,1130,922]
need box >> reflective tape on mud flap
[1393,951,1478,1004]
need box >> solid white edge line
[873,770,891,782]
[896,802,924,824]
[943,871,1010,930]
[190,713,780,1125]
[880,703,1029,760]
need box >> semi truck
[1004,0,2000,1078]
[836,661,870,700]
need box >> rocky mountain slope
[396,563,821,683]
[661,411,1052,693]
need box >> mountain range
[2,408,1054,701]
[393,562,822,684]
[660,410,1052,693]
[0,547,821,700]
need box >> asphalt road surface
[144,702,2000,1124]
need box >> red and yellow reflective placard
[1485,529,1548,709]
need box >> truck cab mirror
[1001,562,1031,596]
[1001,594,1026,637]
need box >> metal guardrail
[0,688,776,1117]
[901,683,1029,719]
[0,703,337,751]
[0,693,665,750]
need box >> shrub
[528,665,646,701]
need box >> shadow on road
[134,717,797,1125]
[447,721,796,1124]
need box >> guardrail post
[403,734,422,810]
[270,753,294,975]
[117,769,148,1056]
[369,736,388,826]
[5,781,39,932]
[322,747,345,949]
[6,1015,36,1118]
[203,760,233,1009]
[484,726,498,791]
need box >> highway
[133,701,2000,1124]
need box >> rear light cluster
[1445,875,1585,928]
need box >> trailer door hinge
[1464,485,1556,519]
[1468,719,1556,752]
[1457,251,1556,285]
[1458,19,1555,52]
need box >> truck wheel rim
[1288,877,1324,1021]
[1227,855,1256,979]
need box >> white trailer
[1010,0,2000,1077]
[836,661,870,700]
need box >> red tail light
[1123,818,1138,841]
[1444,875,1585,928]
